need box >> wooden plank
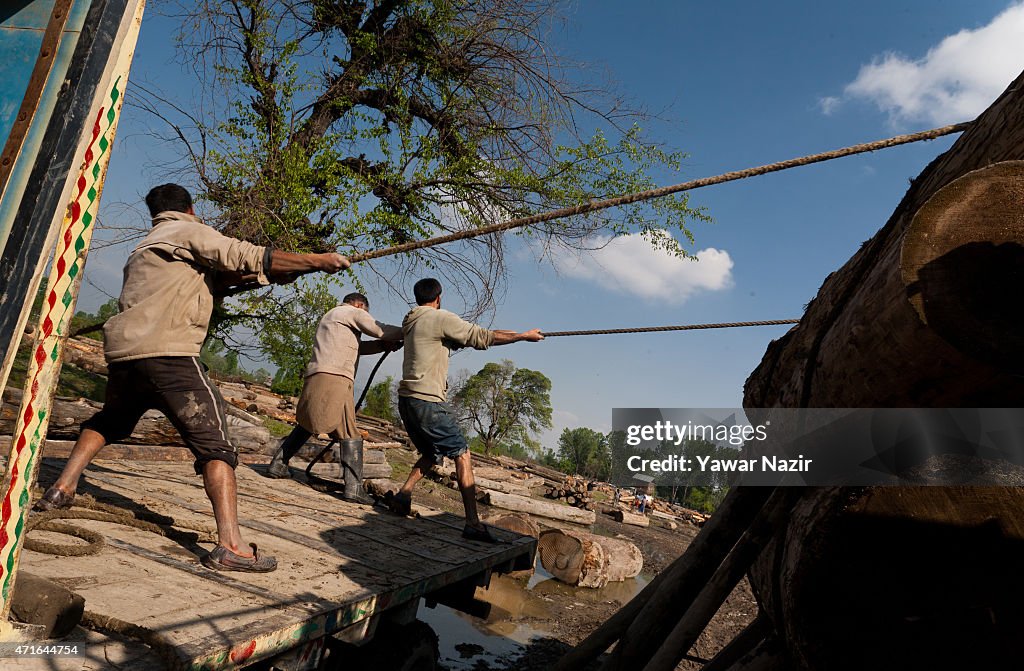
[20,459,536,670]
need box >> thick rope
[348,123,970,263]
[23,494,214,668]
[541,319,799,337]
[26,492,216,557]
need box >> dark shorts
[398,396,468,465]
[81,356,237,474]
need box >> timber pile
[56,337,412,447]
[1,386,274,454]
[543,475,595,511]
[538,529,643,588]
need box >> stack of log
[543,475,595,511]
[1,386,276,460]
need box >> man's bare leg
[202,460,249,556]
[398,454,436,497]
[453,451,482,527]
[50,428,107,495]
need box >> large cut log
[538,529,643,588]
[608,509,650,527]
[475,477,532,497]
[743,71,1024,671]
[482,490,596,526]
[649,516,678,531]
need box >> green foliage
[164,0,713,370]
[556,427,611,480]
[259,281,338,395]
[451,360,552,455]
[361,375,397,423]
[70,298,119,341]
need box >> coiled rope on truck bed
[540,319,800,338]
[25,493,214,668]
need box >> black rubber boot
[339,438,373,504]
[265,426,312,479]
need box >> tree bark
[482,490,596,525]
[475,477,532,497]
[482,512,541,538]
[742,70,1024,671]
[538,528,643,588]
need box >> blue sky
[81,1,1024,451]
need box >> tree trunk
[475,477,532,497]
[537,528,643,588]
[743,70,1024,671]
[482,490,596,525]
[608,509,650,528]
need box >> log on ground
[538,528,642,588]
[607,509,650,528]
[482,490,596,526]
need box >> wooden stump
[538,529,642,588]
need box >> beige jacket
[305,304,402,380]
[398,306,494,402]
[103,211,269,363]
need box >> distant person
[386,278,543,542]
[265,292,402,505]
[34,183,350,573]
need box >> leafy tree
[450,359,552,455]
[143,0,711,366]
[557,427,609,480]
[70,298,119,341]
[361,374,397,423]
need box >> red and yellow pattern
[0,0,145,622]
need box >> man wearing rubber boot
[265,293,402,504]
[390,278,543,543]
[33,184,350,573]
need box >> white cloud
[553,230,733,304]
[818,96,841,116]
[824,3,1024,125]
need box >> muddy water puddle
[418,563,649,670]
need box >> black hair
[343,292,369,308]
[413,278,443,305]
[145,184,193,217]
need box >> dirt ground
[385,449,759,671]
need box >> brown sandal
[201,543,277,573]
[33,486,75,512]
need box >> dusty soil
[385,449,759,670]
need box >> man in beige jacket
[266,292,402,504]
[34,183,349,573]
[390,278,543,543]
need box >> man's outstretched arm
[490,328,544,345]
[269,250,349,278]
